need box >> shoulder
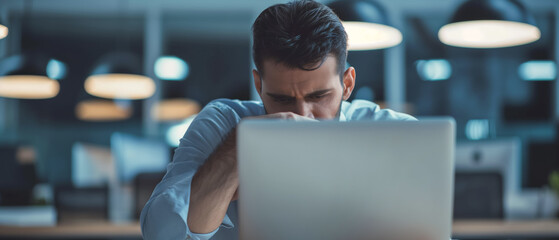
[342,99,416,121]
[201,98,265,119]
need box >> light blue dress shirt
[140,98,415,240]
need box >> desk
[452,220,559,239]
[1,220,559,239]
[0,222,141,239]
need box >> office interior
[0,0,558,239]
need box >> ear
[342,67,355,101]
[252,69,263,97]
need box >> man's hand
[187,112,315,234]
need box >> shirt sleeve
[140,99,242,240]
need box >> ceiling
[0,0,556,21]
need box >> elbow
[140,194,189,240]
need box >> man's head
[252,0,356,120]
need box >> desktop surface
[2,220,559,239]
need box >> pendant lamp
[153,98,200,122]
[84,52,155,100]
[152,80,200,122]
[85,0,155,100]
[0,19,7,39]
[0,54,59,99]
[438,0,540,48]
[327,0,402,50]
[76,99,133,121]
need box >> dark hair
[252,0,347,77]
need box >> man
[140,1,414,239]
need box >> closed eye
[307,94,327,100]
[273,97,295,104]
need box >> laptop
[237,118,455,240]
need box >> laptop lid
[238,118,455,240]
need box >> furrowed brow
[266,93,295,99]
[305,89,332,97]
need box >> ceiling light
[416,59,452,81]
[439,0,540,48]
[328,0,402,50]
[154,56,189,81]
[0,21,7,40]
[85,52,155,100]
[518,60,556,81]
[152,98,200,122]
[0,54,59,99]
[465,119,490,140]
[46,59,66,80]
[75,99,132,121]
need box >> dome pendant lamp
[0,1,60,99]
[85,52,155,100]
[153,98,200,122]
[76,99,133,121]
[327,0,402,51]
[0,54,60,99]
[84,0,155,100]
[152,81,200,122]
[0,20,7,40]
[438,0,540,48]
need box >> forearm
[187,130,238,234]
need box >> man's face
[253,55,355,120]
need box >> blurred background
[0,0,558,238]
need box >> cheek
[261,96,284,113]
[313,95,342,119]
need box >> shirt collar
[338,101,348,122]
[339,111,347,122]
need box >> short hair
[252,0,348,77]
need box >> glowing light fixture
[465,119,490,140]
[439,0,540,48]
[0,20,7,40]
[46,59,67,80]
[154,56,189,81]
[518,60,556,81]
[166,114,198,147]
[76,99,132,121]
[85,52,155,100]
[416,59,452,81]
[327,0,402,50]
[152,98,200,122]
[0,54,60,99]
[85,74,155,100]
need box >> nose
[294,101,314,119]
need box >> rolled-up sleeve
[140,99,245,240]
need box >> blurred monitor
[0,145,37,206]
[110,133,169,184]
[454,138,521,219]
[71,143,115,188]
[455,138,521,194]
